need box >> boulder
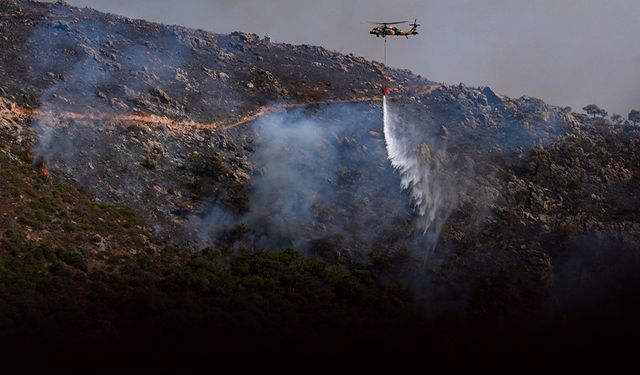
[150,87,172,104]
[482,86,503,106]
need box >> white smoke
[383,96,454,251]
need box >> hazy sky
[49,0,639,115]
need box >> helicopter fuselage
[369,25,418,38]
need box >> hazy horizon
[46,0,639,116]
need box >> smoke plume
[188,102,432,260]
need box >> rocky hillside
[1,0,639,365]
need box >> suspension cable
[384,38,387,66]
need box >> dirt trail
[0,84,440,131]
[1,96,381,130]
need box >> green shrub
[141,156,158,170]
[58,248,87,272]
[201,247,223,259]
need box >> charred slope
[0,0,639,364]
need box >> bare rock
[150,87,172,104]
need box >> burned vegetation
[0,0,639,365]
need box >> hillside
[1,0,640,366]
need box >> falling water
[383,96,440,235]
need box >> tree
[629,109,640,125]
[583,104,608,119]
[611,114,623,125]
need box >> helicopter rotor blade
[366,21,409,25]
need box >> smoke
[31,26,111,169]
[186,102,428,259]
[185,99,469,260]
[25,7,216,228]
[48,0,640,116]
[244,110,341,249]
[187,203,239,246]
[177,96,471,260]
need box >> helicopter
[369,19,420,38]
